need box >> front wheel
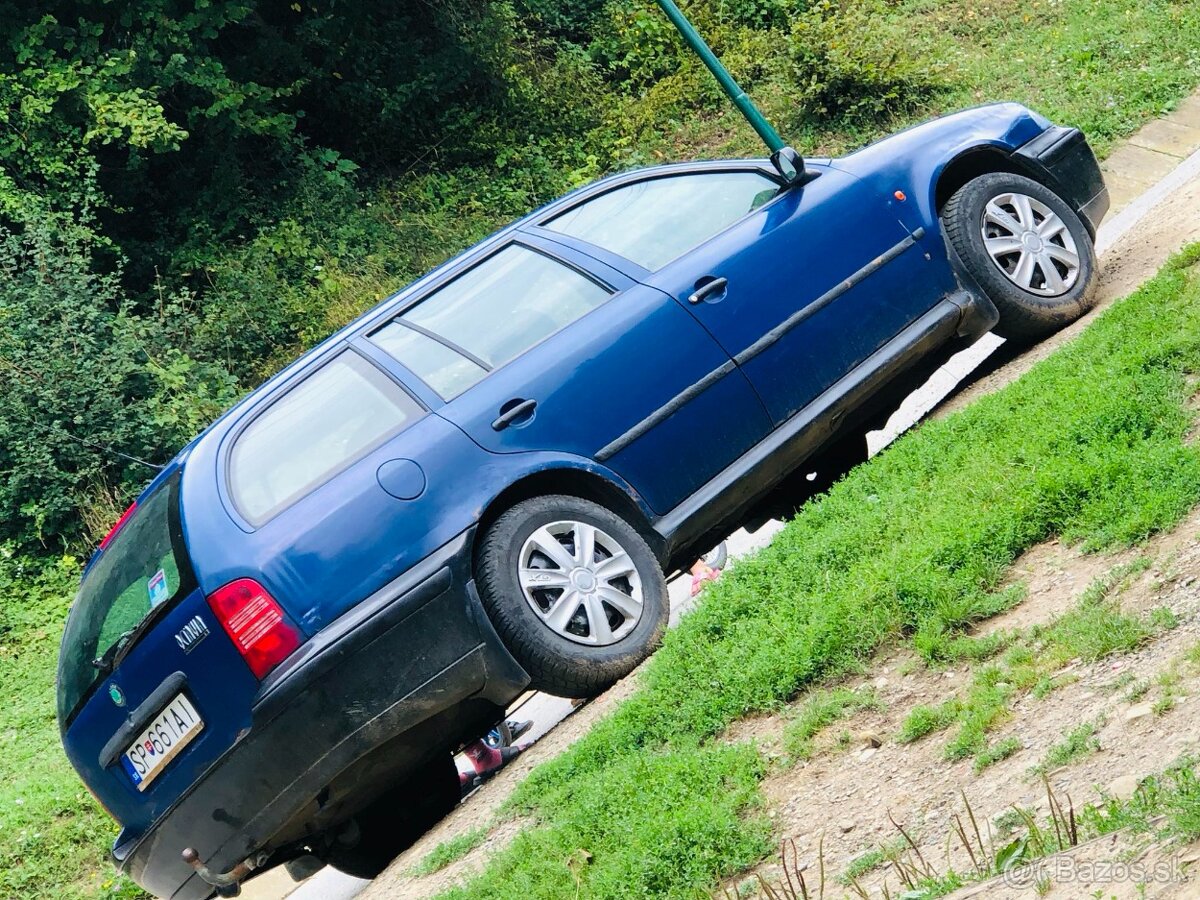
[942,171,1096,343]
[476,495,669,698]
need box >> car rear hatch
[57,468,301,849]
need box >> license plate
[119,694,203,791]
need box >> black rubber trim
[1013,126,1108,237]
[654,295,965,558]
[254,530,472,714]
[595,360,736,461]
[386,319,493,372]
[1015,125,1081,166]
[733,228,925,367]
[99,671,188,769]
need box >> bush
[789,0,943,121]
[0,216,236,548]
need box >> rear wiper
[92,630,135,675]
[91,599,172,676]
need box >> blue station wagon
[58,102,1107,897]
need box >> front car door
[533,163,951,426]
[359,235,771,515]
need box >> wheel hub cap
[570,568,597,592]
[981,191,1080,298]
[518,520,644,646]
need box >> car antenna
[652,0,804,183]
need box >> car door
[360,234,772,515]
[534,164,950,426]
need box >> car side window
[543,171,780,271]
[229,352,423,524]
[370,244,612,399]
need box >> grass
[782,687,883,760]
[1032,719,1104,775]
[840,839,907,885]
[973,736,1023,774]
[434,242,1200,898]
[439,745,770,899]
[0,555,143,899]
[895,559,1164,769]
[899,700,964,745]
[410,827,490,877]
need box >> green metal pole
[653,0,785,154]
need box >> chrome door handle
[688,277,728,304]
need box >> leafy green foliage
[2,0,1200,549]
[789,0,944,121]
[3,0,1200,894]
[0,218,237,545]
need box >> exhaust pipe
[181,847,267,896]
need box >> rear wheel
[324,753,460,878]
[476,495,669,698]
[942,171,1096,342]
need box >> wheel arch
[472,467,666,569]
[933,145,1053,215]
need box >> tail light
[206,579,302,679]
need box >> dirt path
[351,138,1200,900]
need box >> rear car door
[535,164,948,425]
[361,235,771,515]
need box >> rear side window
[229,352,423,524]
[58,475,196,724]
[371,245,611,399]
[543,171,779,271]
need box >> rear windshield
[57,474,196,724]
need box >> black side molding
[596,361,736,462]
[654,294,967,560]
[734,228,925,368]
[99,671,188,769]
[596,229,925,464]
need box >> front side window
[372,245,611,399]
[543,171,779,271]
[229,352,423,524]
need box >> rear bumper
[116,528,529,899]
[1014,125,1110,237]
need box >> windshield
[57,474,196,725]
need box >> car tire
[324,753,460,879]
[476,495,669,698]
[942,171,1096,343]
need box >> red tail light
[99,502,138,550]
[206,579,301,678]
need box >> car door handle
[492,399,537,431]
[688,277,728,304]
